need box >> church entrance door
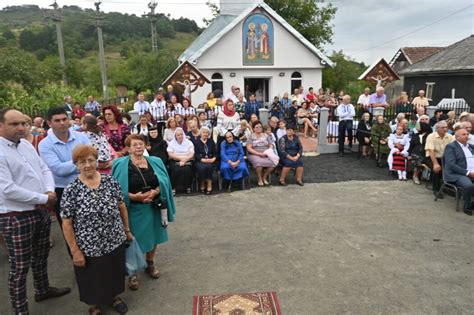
[244,78,270,105]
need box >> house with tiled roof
[174,0,334,105]
[399,35,474,108]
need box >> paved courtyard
[0,156,473,314]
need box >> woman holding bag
[61,145,132,315]
[112,134,176,291]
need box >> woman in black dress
[194,126,217,194]
[356,112,372,159]
[147,126,168,165]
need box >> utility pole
[94,1,108,102]
[143,1,158,52]
[49,1,67,84]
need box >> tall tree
[265,0,336,49]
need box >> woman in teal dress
[112,134,176,291]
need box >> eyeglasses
[76,158,96,166]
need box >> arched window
[211,72,223,97]
[291,72,302,93]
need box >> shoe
[339,153,344,157]
[464,208,472,216]
[186,188,192,194]
[434,192,443,199]
[34,287,71,302]
[413,176,421,185]
[279,181,287,186]
[111,297,128,314]
[128,276,139,291]
[296,181,304,186]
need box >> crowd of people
[0,83,472,314]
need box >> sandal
[128,276,139,291]
[111,297,128,314]
[296,181,304,186]
[146,262,161,279]
[257,181,264,187]
[89,306,102,315]
[279,180,287,186]
[206,190,212,195]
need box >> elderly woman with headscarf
[194,126,217,194]
[166,127,195,194]
[215,99,241,154]
[220,131,249,183]
[112,134,175,291]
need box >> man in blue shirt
[39,107,90,225]
[245,94,261,121]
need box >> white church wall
[196,13,324,69]
[192,68,322,105]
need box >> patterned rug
[193,291,281,315]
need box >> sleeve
[59,185,75,219]
[216,113,225,136]
[133,102,139,111]
[220,142,230,162]
[188,142,195,155]
[231,115,241,137]
[0,156,49,205]
[350,105,356,117]
[357,95,363,105]
[297,138,303,156]
[237,142,245,162]
[278,137,288,158]
[368,95,375,105]
[388,135,395,149]
[444,144,468,176]
[109,176,125,203]
[39,140,78,177]
[121,124,131,141]
[38,152,55,192]
[424,134,434,152]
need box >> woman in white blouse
[166,128,195,194]
[216,99,240,153]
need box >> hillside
[0,5,198,115]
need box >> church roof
[178,1,335,67]
[400,35,474,75]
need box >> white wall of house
[192,68,322,104]
[190,12,325,104]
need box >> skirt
[195,161,214,180]
[247,147,275,168]
[392,153,406,171]
[281,157,303,168]
[74,244,126,305]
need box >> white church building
[177,0,335,104]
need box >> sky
[0,0,473,65]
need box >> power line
[348,3,473,55]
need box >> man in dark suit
[443,126,474,215]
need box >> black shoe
[35,287,71,302]
[112,297,128,314]
[339,153,344,157]
[434,192,443,199]
[464,208,473,216]
[296,181,304,186]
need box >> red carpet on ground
[192,291,281,314]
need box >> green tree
[322,50,368,99]
[265,0,337,49]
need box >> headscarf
[222,99,236,117]
[167,127,193,154]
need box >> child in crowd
[276,120,287,140]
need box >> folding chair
[434,158,463,212]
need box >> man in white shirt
[336,95,356,156]
[357,87,371,113]
[133,93,150,115]
[412,89,430,110]
[149,92,166,122]
[0,109,71,315]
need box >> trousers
[0,210,51,315]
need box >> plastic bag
[125,238,147,276]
